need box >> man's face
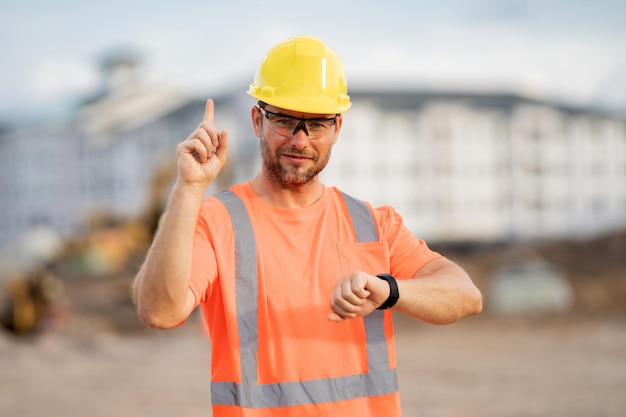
[253,105,342,189]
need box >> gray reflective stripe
[340,192,391,374]
[214,190,259,399]
[213,190,398,408]
[340,191,378,243]
[212,369,398,408]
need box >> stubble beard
[259,134,332,189]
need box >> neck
[250,173,324,209]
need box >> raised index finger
[203,99,214,124]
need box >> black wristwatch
[376,273,399,310]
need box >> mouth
[281,152,312,163]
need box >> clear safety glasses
[257,106,337,139]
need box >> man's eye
[308,122,326,130]
[275,117,295,126]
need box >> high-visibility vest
[212,190,398,412]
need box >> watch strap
[376,273,399,310]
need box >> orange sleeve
[372,204,442,279]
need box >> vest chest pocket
[337,241,390,278]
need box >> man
[133,35,482,416]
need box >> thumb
[327,312,345,323]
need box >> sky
[1,0,626,124]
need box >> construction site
[0,182,625,416]
[1,100,625,414]
[1,54,626,417]
[3,2,626,415]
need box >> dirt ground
[1,230,625,416]
[1,304,625,417]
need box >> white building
[0,54,257,259]
[322,91,626,243]
[1,85,625,259]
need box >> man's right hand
[134,100,228,329]
[176,99,229,189]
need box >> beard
[259,134,332,189]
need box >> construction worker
[133,35,482,416]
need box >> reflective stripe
[215,189,260,402]
[340,191,378,243]
[212,369,398,408]
[340,192,391,374]
[213,190,398,408]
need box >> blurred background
[1,1,625,416]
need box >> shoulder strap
[340,191,379,242]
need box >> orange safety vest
[208,189,401,416]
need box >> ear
[251,106,262,138]
[331,115,343,145]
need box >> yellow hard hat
[247,35,351,114]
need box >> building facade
[1,88,625,261]
[322,91,626,243]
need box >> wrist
[376,273,399,310]
[172,180,209,198]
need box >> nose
[289,126,310,149]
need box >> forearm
[133,183,206,328]
[394,259,483,324]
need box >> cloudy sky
[1,0,626,123]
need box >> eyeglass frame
[256,105,338,138]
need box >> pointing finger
[203,99,214,124]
